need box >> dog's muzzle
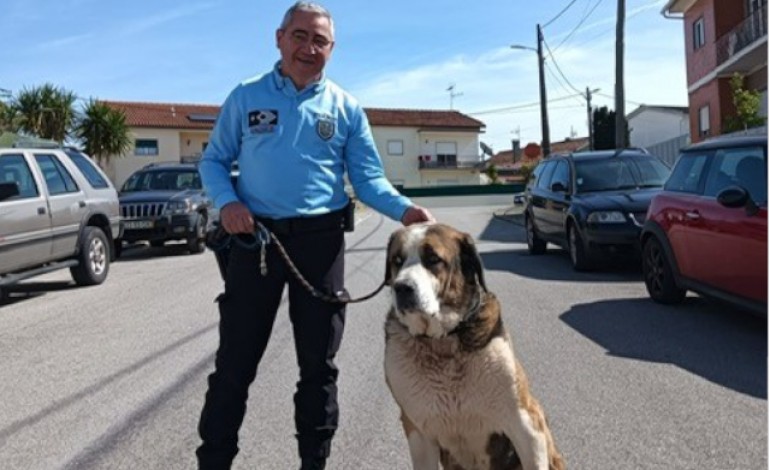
[393,281,418,312]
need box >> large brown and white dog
[383,223,565,470]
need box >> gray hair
[280,2,334,36]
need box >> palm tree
[12,83,76,143]
[75,100,132,168]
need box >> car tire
[642,236,686,304]
[70,226,110,286]
[526,214,547,255]
[568,224,593,271]
[187,214,207,254]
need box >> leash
[208,222,387,304]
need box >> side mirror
[0,182,20,202]
[550,181,567,193]
[717,185,759,216]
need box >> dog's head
[385,223,488,338]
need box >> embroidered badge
[316,115,335,141]
[248,110,279,134]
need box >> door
[686,146,767,302]
[0,153,53,272]
[34,153,86,260]
[529,161,556,237]
[544,159,571,239]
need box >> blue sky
[2,0,687,154]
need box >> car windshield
[121,170,201,192]
[574,156,670,193]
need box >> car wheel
[642,237,686,304]
[526,214,547,255]
[187,214,207,254]
[568,224,593,271]
[70,226,110,286]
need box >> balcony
[716,8,767,71]
[417,155,483,170]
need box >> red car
[641,135,767,315]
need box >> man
[196,2,434,469]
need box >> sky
[1,0,688,156]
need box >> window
[550,160,570,191]
[704,147,767,202]
[436,142,457,167]
[698,106,710,137]
[387,140,404,156]
[135,139,159,156]
[35,154,79,195]
[0,154,39,199]
[65,150,109,189]
[536,161,557,190]
[693,17,705,49]
[665,153,709,194]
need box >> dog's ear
[459,233,487,292]
[384,232,397,286]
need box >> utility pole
[447,84,463,110]
[536,24,551,157]
[586,86,594,150]
[614,0,627,148]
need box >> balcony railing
[716,7,767,66]
[418,156,483,170]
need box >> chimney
[512,139,521,163]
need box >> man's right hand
[220,202,255,234]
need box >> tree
[485,163,500,184]
[12,83,76,143]
[75,100,132,168]
[0,101,17,132]
[724,72,765,132]
[592,106,616,150]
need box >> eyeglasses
[287,29,332,50]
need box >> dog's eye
[425,254,442,266]
[392,255,404,267]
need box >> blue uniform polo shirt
[199,63,411,222]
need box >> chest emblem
[248,109,278,134]
[316,116,335,141]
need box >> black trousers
[196,222,346,469]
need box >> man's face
[276,10,335,89]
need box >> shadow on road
[480,249,642,283]
[561,298,767,398]
[0,281,74,307]
[116,242,206,262]
[477,212,527,244]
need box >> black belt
[255,208,346,236]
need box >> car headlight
[165,200,192,215]
[586,211,626,223]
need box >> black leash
[207,222,387,304]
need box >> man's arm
[343,107,434,225]
[199,89,242,211]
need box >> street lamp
[511,24,550,157]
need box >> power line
[542,37,584,96]
[553,0,606,51]
[468,93,584,116]
[543,0,580,28]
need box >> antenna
[446,83,463,110]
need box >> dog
[383,223,565,470]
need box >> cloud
[119,2,218,36]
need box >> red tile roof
[102,101,220,130]
[102,101,485,131]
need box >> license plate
[124,220,154,229]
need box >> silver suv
[0,147,121,301]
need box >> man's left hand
[401,205,435,226]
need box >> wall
[371,126,421,187]
[628,109,690,148]
[685,0,718,87]
[106,128,183,186]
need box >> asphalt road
[0,205,766,470]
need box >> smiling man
[195,2,434,469]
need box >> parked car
[117,162,212,255]
[0,147,121,300]
[640,135,767,315]
[523,149,671,270]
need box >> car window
[121,169,201,192]
[0,154,39,199]
[35,154,79,195]
[574,159,636,192]
[665,153,709,194]
[629,156,670,187]
[66,150,110,189]
[703,146,767,203]
[550,160,570,190]
[536,161,557,190]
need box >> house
[101,101,486,188]
[663,0,767,142]
[488,137,590,183]
[627,105,690,164]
